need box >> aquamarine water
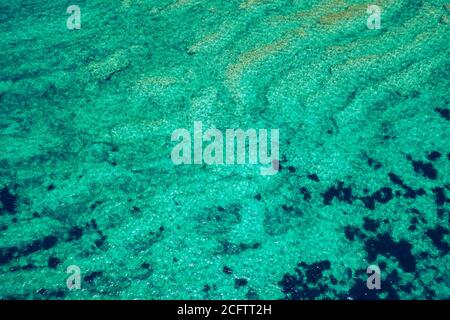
[0,0,449,299]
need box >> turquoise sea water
[0,0,449,299]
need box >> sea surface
[0,0,449,299]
